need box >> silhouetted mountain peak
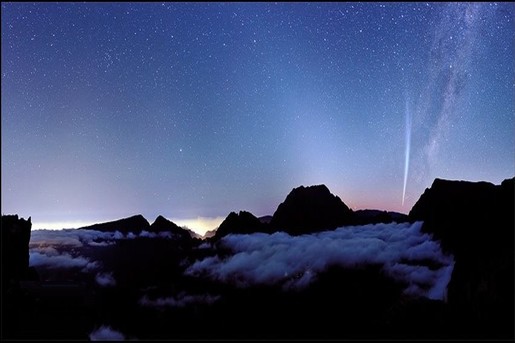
[286,184,331,199]
[150,215,175,229]
[270,184,353,234]
[154,215,167,222]
[149,215,190,239]
[213,210,267,239]
[79,214,150,234]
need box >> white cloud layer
[29,251,98,271]
[186,222,454,300]
[89,325,125,341]
[139,292,220,308]
[30,228,178,249]
[28,228,183,272]
[95,272,117,287]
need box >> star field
[2,3,513,233]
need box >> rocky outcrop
[79,214,150,234]
[409,178,513,255]
[212,211,268,240]
[2,215,38,339]
[270,185,353,235]
[1,215,33,283]
[409,177,514,338]
[149,215,192,240]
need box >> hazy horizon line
[19,205,411,236]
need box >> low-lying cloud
[95,272,117,287]
[139,292,220,308]
[89,325,125,341]
[30,229,123,249]
[186,221,454,300]
[28,228,184,272]
[29,251,98,271]
[30,228,178,249]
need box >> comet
[402,98,412,206]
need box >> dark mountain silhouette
[2,215,40,340]
[410,178,514,254]
[149,215,192,240]
[5,177,514,340]
[79,214,150,234]
[1,215,33,283]
[212,211,268,240]
[270,184,353,234]
[352,209,408,225]
[409,177,514,337]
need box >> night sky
[2,2,513,234]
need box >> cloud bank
[28,228,187,271]
[29,229,178,271]
[29,251,98,271]
[30,229,123,249]
[139,292,220,308]
[30,228,178,249]
[89,325,125,341]
[186,222,454,300]
[95,272,117,287]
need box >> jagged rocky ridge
[2,177,513,340]
[213,184,408,239]
[77,214,194,240]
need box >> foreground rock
[410,178,514,255]
[1,215,34,283]
[409,177,514,338]
[2,215,39,339]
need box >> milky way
[409,3,510,187]
[1,3,513,231]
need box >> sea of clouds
[186,221,454,300]
[139,292,220,308]
[89,325,125,341]
[29,229,176,272]
[28,222,455,301]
